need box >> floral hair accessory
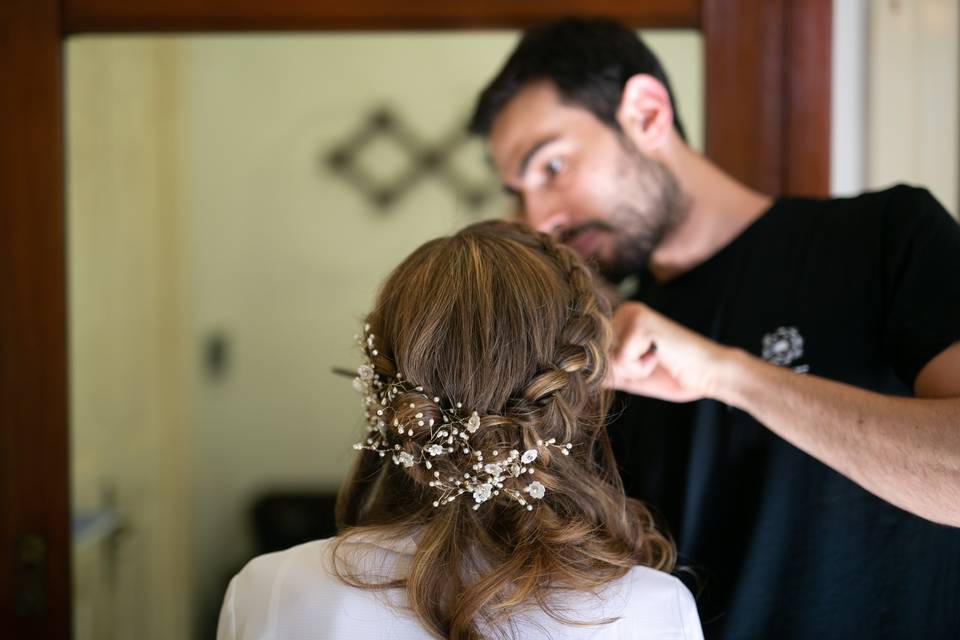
[351,326,573,511]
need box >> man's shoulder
[783,183,944,220]
[775,183,913,216]
[830,184,958,250]
[765,184,953,246]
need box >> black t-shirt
[609,185,960,639]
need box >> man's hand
[605,302,737,402]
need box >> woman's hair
[334,220,675,639]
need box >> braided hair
[334,220,675,640]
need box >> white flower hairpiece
[351,326,573,511]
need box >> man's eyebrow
[517,136,558,180]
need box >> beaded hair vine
[351,325,572,511]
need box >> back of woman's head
[335,220,674,639]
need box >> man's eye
[545,157,564,177]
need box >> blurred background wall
[832,0,958,216]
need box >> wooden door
[0,1,831,637]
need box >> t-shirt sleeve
[881,185,960,389]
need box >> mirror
[66,31,703,639]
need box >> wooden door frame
[0,1,831,637]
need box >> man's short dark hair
[469,17,687,142]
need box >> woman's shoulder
[236,529,415,582]
[218,534,421,640]
[610,566,703,639]
[618,564,692,600]
[242,530,394,565]
[509,565,702,640]
[222,538,344,630]
[234,536,336,583]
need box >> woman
[217,221,702,639]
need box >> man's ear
[615,74,674,154]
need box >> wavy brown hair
[334,220,675,639]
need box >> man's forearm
[713,350,960,527]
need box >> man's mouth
[562,225,608,258]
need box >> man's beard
[563,143,688,284]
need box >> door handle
[14,532,47,616]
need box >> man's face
[488,81,685,282]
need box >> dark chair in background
[250,491,339,554]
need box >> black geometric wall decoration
[323,106,500,213]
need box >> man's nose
[523,192,570,236]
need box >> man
[470,17,960,639]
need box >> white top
[217,533,704,640]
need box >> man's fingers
[610,303,656,363]
[603,350,659,389]
[615,366,701,403]
[635,351,659,377]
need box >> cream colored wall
[66,30,702,637]
[867,0,958,217]
[834,0,958,216]
[643,31,704,152]
[67,38,191,640]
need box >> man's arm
[717,343,960,527]
[608,302,960,527]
